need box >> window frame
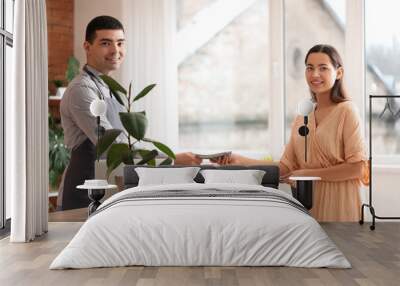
[171,1,400,166]
[364,0,400,164]
[173,0,367,162]
[176,0,279,158]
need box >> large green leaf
[122,150,135,165]
[143,138,176,159]
[137,149,158,165]
[99,75,126,106]
[128,82,132,104]
[133,84,156,102]
[100,74,127,95]
[119,112,148,141]
[106,143,132,178]
[113,91,126,107]
[97,129,122,158]
[159,158,173,165]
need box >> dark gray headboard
[123,165,280,189]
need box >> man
[58,16,201,211]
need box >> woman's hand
[280,169,311,182]
[175,152,203,165]
[289,169,311,177]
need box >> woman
[215,44,368,222]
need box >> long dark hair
[305,44,349,103]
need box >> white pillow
[200,169,266,185]
[135,167,201,186]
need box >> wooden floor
[1,221,399,286]
[48,207,87,222]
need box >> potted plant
[48,113,70,191]
[51,56,80,98]
[96,76,175,178]
[48,56,80,184]
[65,56,80,83]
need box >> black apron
[60,139,96,210]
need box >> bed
[50,165,350,269]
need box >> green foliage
[133,84,156,102]
[99,75,126,106]
[97,129,122,159]
[65,56,80,83]
[143,138,176,159]
[97,77,175,177]
[119,112,148,141]
[137,149,158,165]
[106,144,133,178]
[159,158,173,165]
[49,114,70,189]
[49,56,80,96]
[52,79,64,88]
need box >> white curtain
[120,0,179,150]
[8,0,48,242]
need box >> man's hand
[174,152,202,165]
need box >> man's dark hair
[85,16,124,43]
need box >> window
[284,0,346,142]
[366,0,400,160]
[177,0,270,154]
[5,0,14,33]
[176,0,218,30]
[1,0,14,230]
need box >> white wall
[365,166,400,221]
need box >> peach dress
[281,101,368,222]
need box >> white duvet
[50,183,351,269]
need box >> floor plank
[48,208,87,222]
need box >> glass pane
[5,0,14,34]
[176,0,218,30]
[0,40,3,227]
[366,0,400,156]
[0,0,3,30]
[284,0,345,141]
[5,44,13,220]
[178,0,269,153]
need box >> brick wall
[47,0,74,95]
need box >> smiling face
[84,29,125,75]
[305,52,343,98]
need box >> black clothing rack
[360,95,400,230]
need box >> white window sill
[49,191,58,197]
